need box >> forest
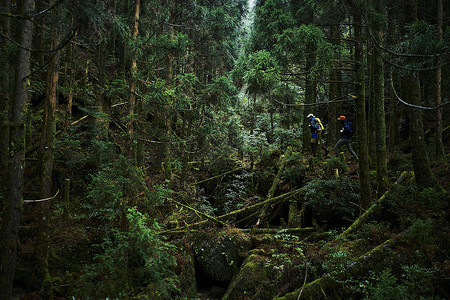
[0,0,449,299]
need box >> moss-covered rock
[223,248,304,300]
[192,228,251,283]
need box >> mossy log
[275,229,409,300]
[338,171,413,240]
[169,198,229,227]
[246,227,314,236]
[158,188,305,235]
[256,146,293,227]
[193,166,244,185]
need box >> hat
[306,114,314,119]
[338,115,346,120]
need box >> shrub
[75,208,178,298]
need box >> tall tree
[328,23,343,149]
[348,0,372,209]
[126,0,141,161]
[435,0,444,161]
[35,5,62,296]
[0,0,12,214]
[0,0,34,297]
[402,0,440,189]
[371,1,389,194]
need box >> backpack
[315,117,324,132]
[344,121,353,136]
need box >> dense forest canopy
[0,0,449,299]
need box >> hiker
[334,115,358,161]
[306,114,329,156]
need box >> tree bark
[302,7,316,154]
[0,0,12,215]
[372,12,389,195]
[408,75,440,189]
[0,0,34,298]
[435,0,444,161]
[35,21,61,298]
[368,40,377,168]
[125,0,140,160]
[351,1,372,209]
[328,24,342,148]
[402,0,440,190]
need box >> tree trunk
[35,27,61,298]
[352,1,372,209]
[126,0,140,161]
[408,75,440,189]
[435,0,444,161]
[372,15,389,195]
[368,40,377,168]
[0,0,12,214]
[303,54,316,154]
[64,37,74,131]
[302,8,316,154]
[402,0,440,190]
[386,8,400,148]
[0,0,34,298]
[328,24,342,148]
[94,41,110,140]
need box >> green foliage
[84,148,148,221]
[204,75,239,109]
[303,178,360,227]
[148,183,173,206]
[387,151,412,178]
[243,50,281,95]
[282,151,307,187]
[75,208,178,299]
[277,24,336,77]
[221,170,253,213]
[273,127,301,149]
[364,269,409,300]
[404,217,435,246]
[382,184,445,227]
[324,156,349,174]
[401,264,434,296]
[320,245,353,277]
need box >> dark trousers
[334,137,358,160]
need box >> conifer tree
[0,0,34,297]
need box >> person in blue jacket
[334,115,358,161]
[307,114,329,156]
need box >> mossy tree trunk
[403,0,440,190]
[351,0,372,209]
[435,0,444,161]
[302,8,316,155]
[0,0,11,214]
[368,40,377,169]
[94,41,110,140]
[408,76,440,189]
[0,0,34,297]
[372,8,389,195]
[35,16,61,298]
[125,0,140,161]
[328,24,342,149]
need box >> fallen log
[337,171,413,240]
[158,188,305,235]
[244,227,314,236]
[193,166,244,185]
[169,198,229,227]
